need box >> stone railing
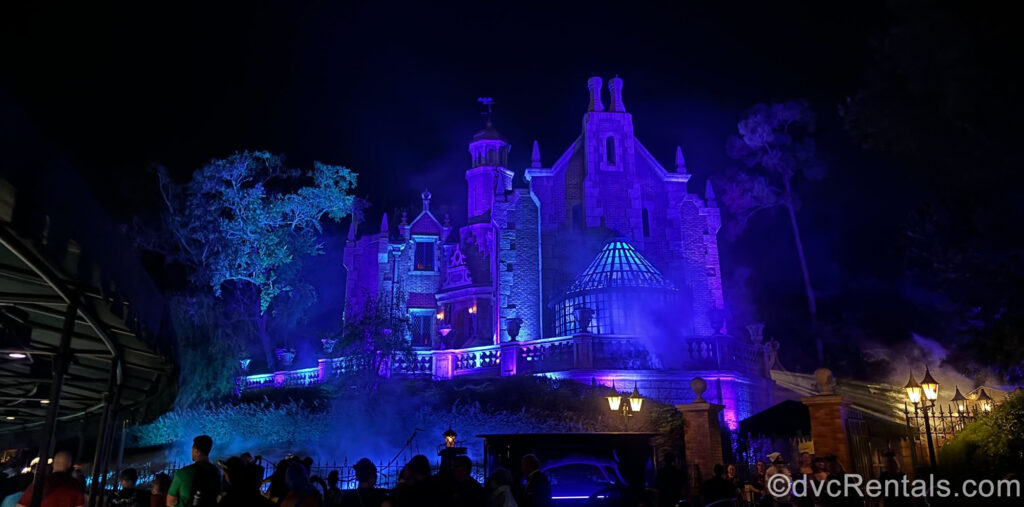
[390,351,434,376]
[452,345,500,373]
[234,334,766,393]
[234,366,323,394]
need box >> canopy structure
[564,240,676,295]
[553,240,680,336]
[1,100,175,505]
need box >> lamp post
[438,426,466,478]
[904,368,938,469]
[976,388,994,413]
[606,382,643,431]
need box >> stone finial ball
[814,368,834,394]
[690,377,707,402]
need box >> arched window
[606,137,616,165]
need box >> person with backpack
[166,436,220,506]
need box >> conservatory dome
[554,240,680,336]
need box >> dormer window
[414,240,435,271]
[606,137,616,165]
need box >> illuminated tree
[325,289,412,391]
[149,151,360,368]
[719,100,826,365]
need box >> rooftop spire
[675,146,687,173]
[380,212,389,232]
[587,77,604,112]
[531,140,542,168]
[477,97,495,127]
[421,189,432,212]
[705,180,717,206]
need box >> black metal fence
[90,456,484,494]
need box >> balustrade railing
[234,334,768,393]
[452,345,501,373]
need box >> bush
[939,390,1024,479]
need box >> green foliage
[141,150,362,371]
[128,377,685,459]
[329,289,413,386]
[128,398,330,449]
[169,294,247,407]
[158,151,358,312]
[939,391,1024,479]
[720,100,822,234]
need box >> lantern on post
[920,367,940,404]
[951,386,968,414]
[606,382,642,431]
[903,368,937,469]
[443,426,457,448]
[606,382,622,411]
[904,373,923,406]
[977,389,994,413]
[628,383,644,413]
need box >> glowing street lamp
[607,382,642,431]
[8,353,26,359]
[920,367,940,403]
[628,384,644,413]
[951,386,968,414]
[904,373,923,406]
[606,389,622,411]
[443,426,457,448]
[976,389,994,413]
[904,368,936,469]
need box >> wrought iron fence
[903,402,979,462]
[89,456,484,494]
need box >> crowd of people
[654,450,909,507]
[0,435,551,507]
[1,437,916,507]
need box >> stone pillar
[675,377,724,487]
[574,333,594,369]
[434,351,455,380]
[801,368,853,471]
[499,341,522,376]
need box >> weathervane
[477,97,495,126]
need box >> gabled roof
[564,240,676,295]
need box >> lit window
[414,241,435,271]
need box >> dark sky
[4,1,918,370]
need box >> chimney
[608,76,625,112]
[531,140,542,168]
[587,76,604,112]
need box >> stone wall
[493,188,542,343]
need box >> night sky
[4,2,1020,374]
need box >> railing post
[433,351,454,380]
[574,333,594,369]
[499,341,522,376]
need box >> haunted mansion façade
[337,77,790,426]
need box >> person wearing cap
[765,453,793,506]
[109,468,147,507]
[339,458,386,507]
[218,457,272,507]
